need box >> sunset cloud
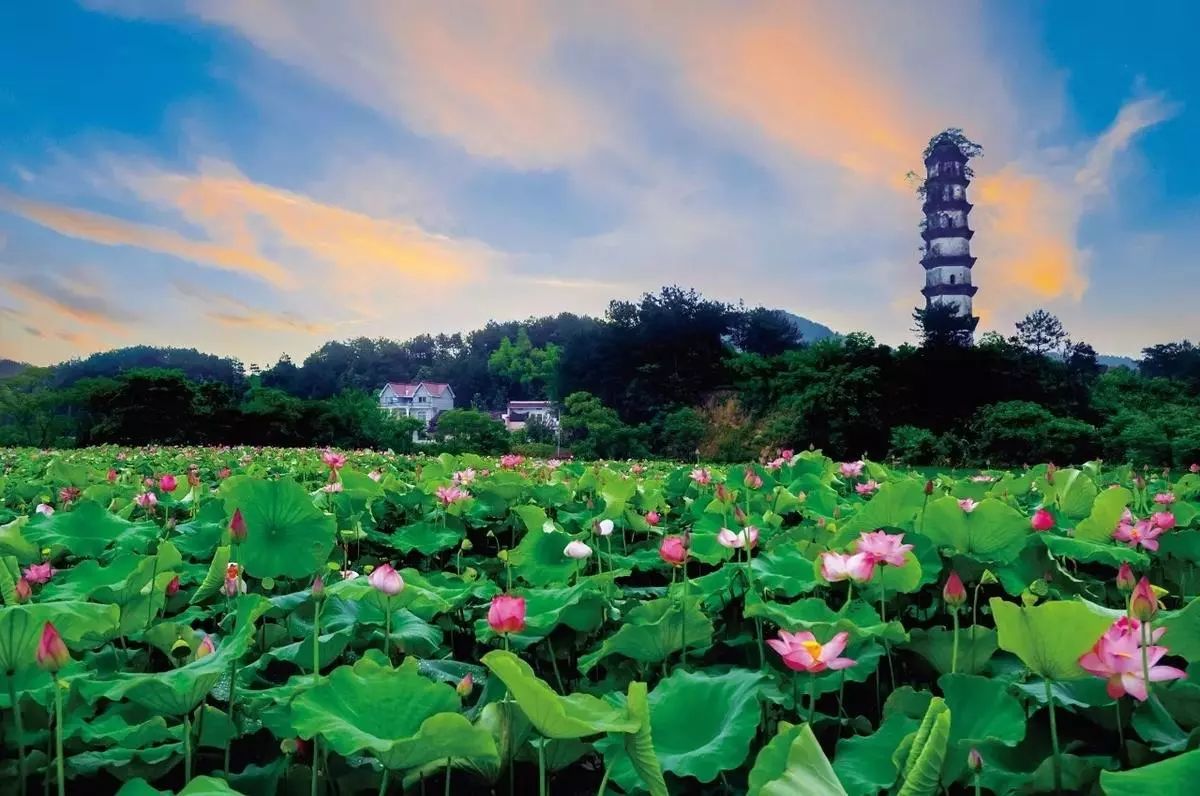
[2,271,131,330]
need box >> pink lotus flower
[943,571,967,607]
[779,449,794,461]
[187,468,200,487]
[765,457,786,471]
[14,578,31,603]
[452,468,476,485]
[1030,507,1055,532]
[1114,518,1163,551]
[645,511,660,526]
[855,531,913,567]
[134,492,158,510]
[321,450,347,471]
[594,519,615,537]
[196,634,217,661]
[630,463,645,475]
[368,563,405,596]
[159,474,177,492]
[839,461,865,478]
[368,469,383,482]
[165,575,180,596]
[659,535,689,567]
[1152,512,1176,531]
[107,468,118,483]
[22,561,55,585]
[717,526,759,550]
[1154,492,1176,505]
[563,540,593,559]
[58,486,81,504]
[958,498,979,513]
[743,468,763,490]
[820,551,876,583]
[855,480,880,496]
[224,563,246,596]
[435,485,469,506]
[690,468,711,485]
[1079,617,1185,701]
[488,594,527,634]
[34,503,54,517]
[456,673,474,697]
[218,468,232,479]
[1191,463,1199,474]
[768,630,856,673]
[36,622,70,672]
[499,454,524,469]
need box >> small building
[503,400,557,432]
[378,382,455,427]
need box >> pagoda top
[923,138,969,166]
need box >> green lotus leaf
[752,544,820,598]
[648,667,764,782]
[506,526,577,586]
[481,650,638,739]
[220,477,335,579]
[938,674,1026,783]
[76,604,258,714]
[920,497,1029,563]
[25,500,151,558]
[189,545,232,605]
[172,501,231,560]
[389,521,464,556]
[474,578,610,649]
[746,594,907,645]
[1073,486,1133,542]
[1099,746,1200,795]
[293,654,496,770]
[749,721,847,796]
[903,626,997,676]
[835,712,920,796]
[1158,597,1200,662]
[510,504,550,535]
[1047,468,1099,520]
[1042,534,1148,568]
[66,742,180,780]
[0,517,38,562]
[896,697,950,796]
[0,601,120,672]
[620,680,667,796]
[836,480,927,540]
[179,775,248,794]
[990,597,1113,680]
[113,778,168,796]
[577,596,714,674]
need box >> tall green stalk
[7,679,26,796]
[951,611,960,675]
[680,566,690,668]
[312,597,322,796]
[52,676,64,796]
[384,595,393,660]
[183,712,193,783]
[538,738,547,796]
[807,675,817,725]
[1045,679,1062,795]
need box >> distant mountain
[1098,354,1138,370]
[777,311,838,343]
[0,359,29,379]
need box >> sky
[1,1,1197,367]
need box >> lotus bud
[659,535,688,567]
[36,622,70,672]
[107,468,118,483]
[159,474,177,492]
[1116,563,1136,593]
[456,673,474,697]
[461,538,473,551]
[1130,577,1158,620]
[924,479,934,496]
[311,575,325,600]
[563,540,593,559]
[166,575,180,596]
[1030,507,1055,532]
[15,578,31,603]
[743,468,763,490]
[595,519,615,537]
[229,508,247,542]
[968,747,983,773]
[733,505,747,525]
[943,571,967,608]
[368,563,405,596]
[488,594,526,634]
[645,511,660,526]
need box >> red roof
[384,382,452,398]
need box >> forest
[2,286,1198,467]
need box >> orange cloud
[0,190,293,287]
[3,279,128,331]
[185,1,604,167]
[122,164,479,286]
[204,310,332,335]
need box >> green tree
[969,401,1100,466]
[912,304,976,348]
[1013,309,1068,355]
[656,407,707,460]
[559,391,647,459]
[487,328,561,399]
[433,409,510,454]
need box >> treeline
[2,286,1199,467]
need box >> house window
[949,275,956,285]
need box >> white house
[378,382,455,427]
[502,400,557,432]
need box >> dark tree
[1014,309,1068,355]
[732,307,806,356]
[1140,341,1200,392]
[912,304,976,348]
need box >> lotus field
[4,448,1200,795]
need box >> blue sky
[1,1,1196,366]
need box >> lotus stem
[881,589,895,689]
[1115,699,1125,763]
[443,758,452,796]
[538,737,547,796]
[145,542,160,631]
[384,595,392,660]
[225,658,237,775]
[680,566,690,668]
[1140,620,1153,702]
[596,760,612,795]
[52,675,64,796]
[951,611,960,675]
[807,674,817,725]
[312,597,322,796]
[378,767,389,796]
[1045,678,1062,795]
[546,636,566,694]
[7,678,26,796]
[184,712,192,783]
